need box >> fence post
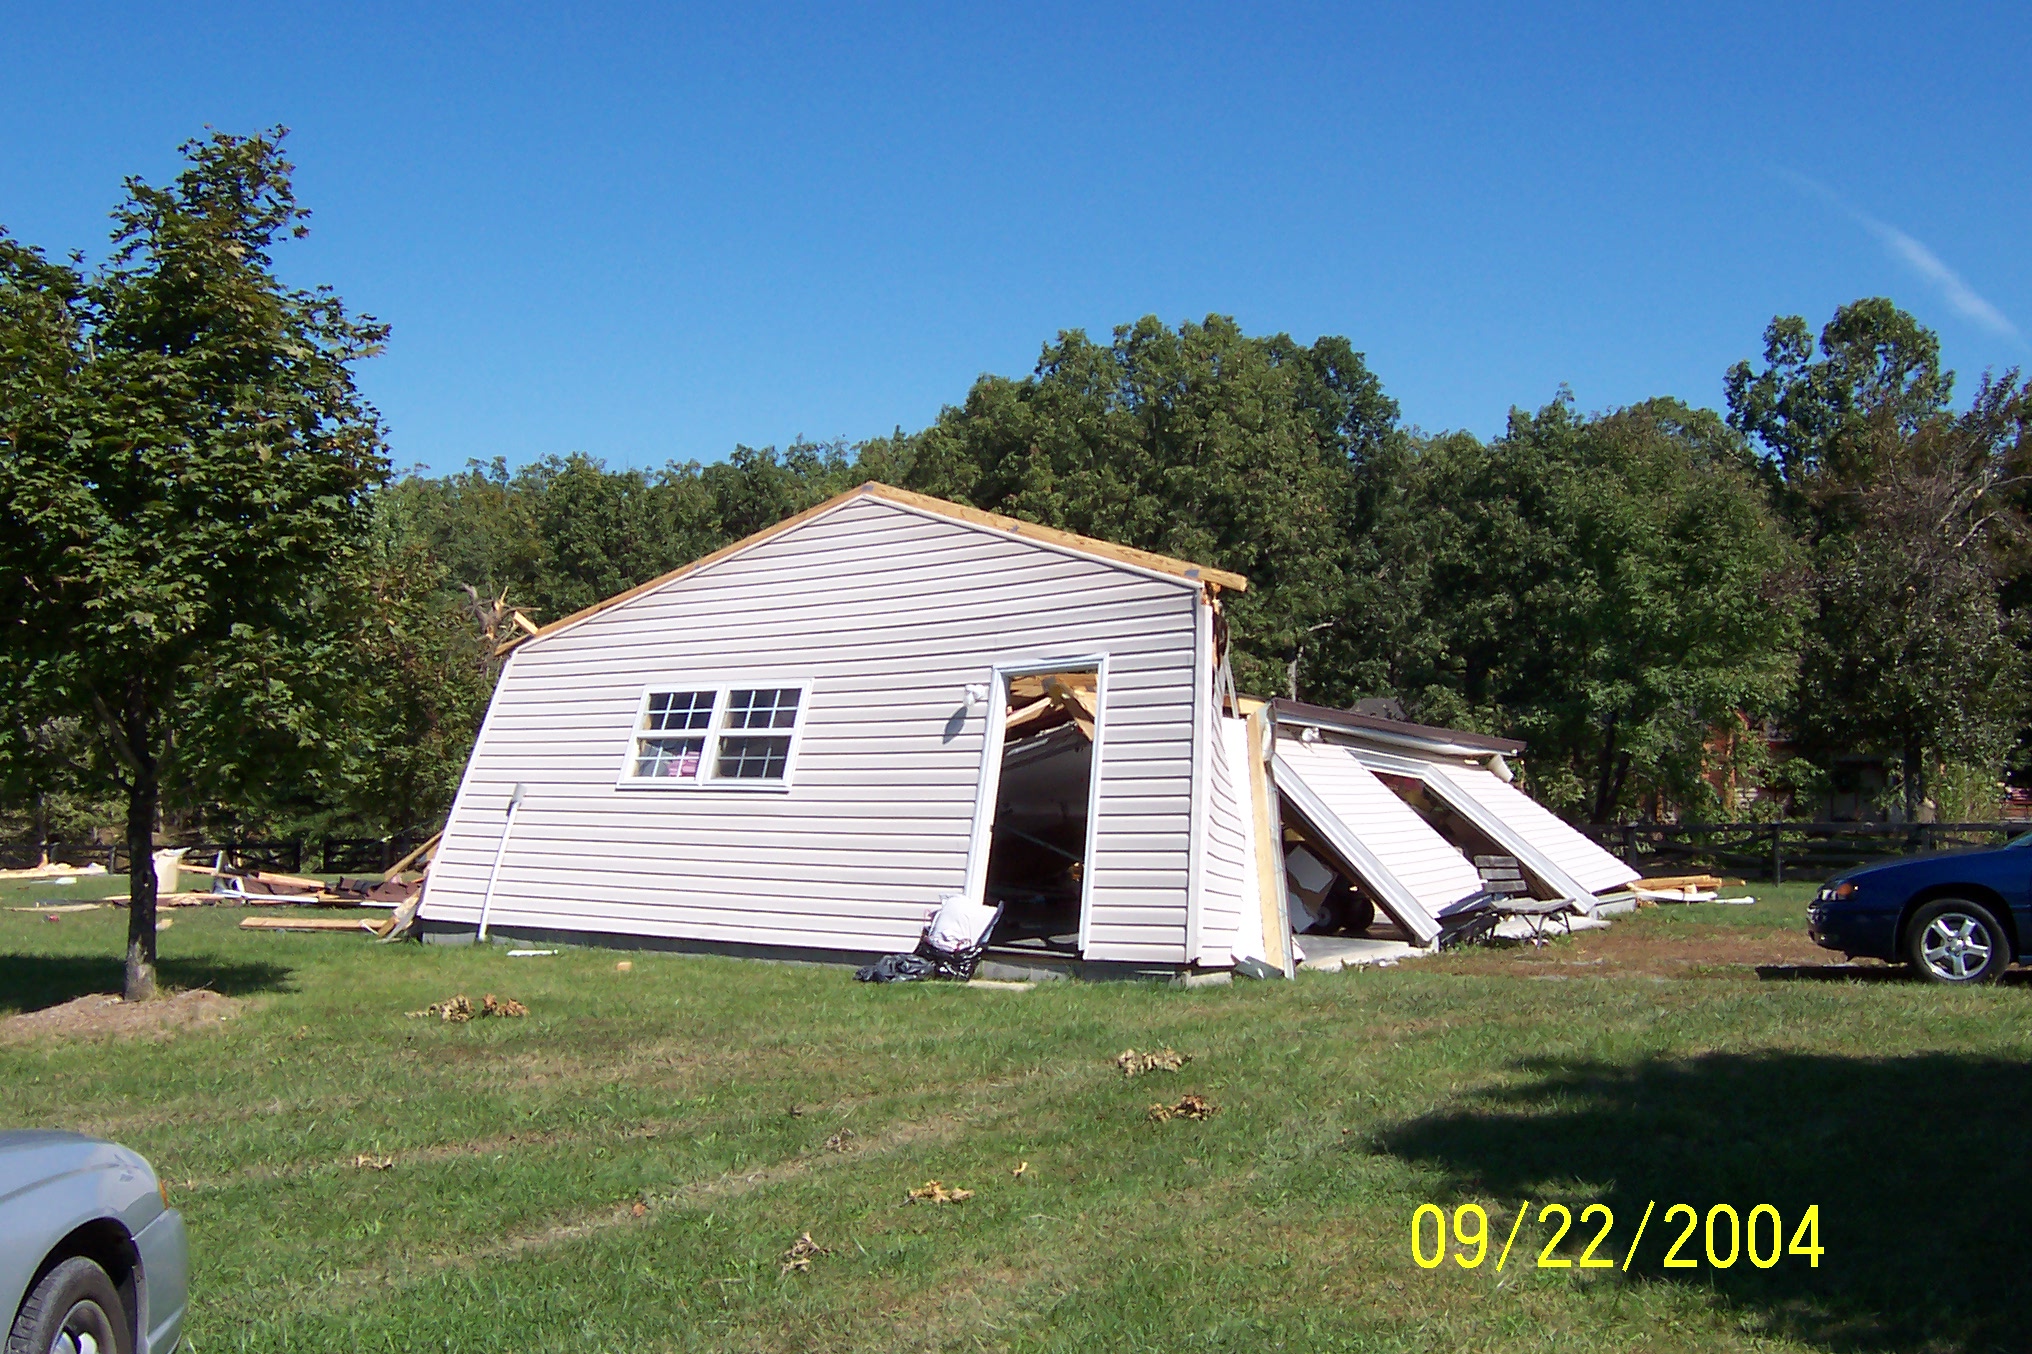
[1770,822,1784,884]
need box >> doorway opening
[981,669,1099,955]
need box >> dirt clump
[1,989,241,1044]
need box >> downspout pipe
[476,783,525,942]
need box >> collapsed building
[421,484,1636,974]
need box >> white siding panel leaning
[1425,764,1640,894]
[1192,698,1251,967]
[425,494,1202,964]
[1271,740,1484,944]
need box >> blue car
[1808,835,2032,983]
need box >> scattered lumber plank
[180,863,329,892]
[1629,873,1740,891]
[381,832,442,883]
[238,916,375,933]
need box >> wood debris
[1147,1094,1216,1122]
[1115,1047,1189,1076]
[406,993,527,1021]
[1629,873,1740,890]
[352,1154,395,1171]
[779,1232,831,1274]
[380,831,441,882]
[1011,1160,1029,1178]
[905,1179,974,1204]
[239,916,376,933]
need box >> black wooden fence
[1574,821,2029,883]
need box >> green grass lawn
[4,880,2030,1353]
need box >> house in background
[422,484,1637,975]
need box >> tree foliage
[1369,397,1801,819]
[0,130,387,997]
[1728,299,2029,818]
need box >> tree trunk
[1902,730,1924,825]
[1607,749,1634,819]
[123,734,158,1003]
[1590,711,1622,824]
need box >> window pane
[635,737,705,778]
[644,691,715,731]
[715,735,791,780]
[726,687,801,730]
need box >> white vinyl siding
[426,495,1202,963]
[1272,739,1484,942]
[1425,764,1639,894]
[1193,713,1255,967]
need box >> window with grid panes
[716,688,800,779]
[632,690,715,779]
[624,684,806,786]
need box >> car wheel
[5,1256,130,1354]
[1906,899,2012,985]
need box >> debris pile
[406,993,527,1022]
[1115,1047,1189,1076]
[823,1128,857,1153]
[352,1154,395,1171]
[0,861,108,881]
[906,1179,974,1204]
[1147,1094,1216,1122]
[779,1232,831,1274]
[1625,873,1752,905]
[159,835,438,943]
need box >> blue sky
[3,3,2026,476]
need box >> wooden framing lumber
[1630,874,1739,890]
[382,831,442,882]
[1246,706,1294,978]
[238,916,376,932]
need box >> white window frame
[616,678,814,792]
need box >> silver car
[1,1132,187,1354]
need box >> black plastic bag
[855,953,938,983]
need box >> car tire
[1905,898,2012,985]
[5,1256,131,1354]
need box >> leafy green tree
[1378,396,1802,820]
[0,131,387,998]
[880,315,1394,696]
[0,713,107,862]
[1728,300,2028,818]
[1724,297,1952,494]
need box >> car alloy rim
[52,1299,111,1354]
[1920,914,1992,980]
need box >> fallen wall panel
[1424,764,1639,896]
[1271,740,1485,946]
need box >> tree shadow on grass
[0,954,294,1015]
[1376,1051,2032,1353]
